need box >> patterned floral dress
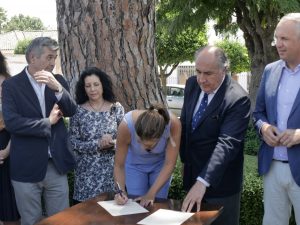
[69,102,124,201]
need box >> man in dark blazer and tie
[253,13,300,225]
[2,37,77,225]
[180,46,251,225]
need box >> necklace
[88,100,105,112]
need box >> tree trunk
[56,0,164,111]
[236,2,279,110]
[158,63,179,95]
[159,68,167,95]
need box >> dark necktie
[192,93,208,130]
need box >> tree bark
[236,1,279,110]
[56,0,164,111]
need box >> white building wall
[167,63,250,93]
[236,72,250,93]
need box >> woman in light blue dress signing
[114,104,181,207]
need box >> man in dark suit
[180,46,251,225]
[2,37,77,225]
[253,13,300,225]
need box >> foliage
[168,159,186,200]
[156,1,207,88]
[216,39,250,74]
[244,122,260,156]
[158,0,300,106]
[0,7,7,33]
[159,0,300,47]
[3,14,44,32]
[240,155,263,225]
[14,39,32,54]
[156,27,207,66]
[63,117,70,129]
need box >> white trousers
[263,161,300,225]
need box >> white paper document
[137,209,194,225]
[97,199,148,216]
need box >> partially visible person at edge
[2,37,77,225]
[114,104,181,207]
[0,51,20,225]
[253,13,300,225]
[180,46,251,225]
[69,67,124,204]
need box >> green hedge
[14,39,32,54]
[244,122,260,156]
[240,155,263,225]
[168,158,186,200]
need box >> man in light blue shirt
[253,13,300,225]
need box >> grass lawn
[244,154,257,174]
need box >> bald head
[195,45,227,93]
[195,46,229,71]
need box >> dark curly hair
[75,67,116,104]
[0,51,10,77]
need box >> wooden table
[36,192,223,225]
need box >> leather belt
[273,159,289,163]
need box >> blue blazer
[180,75,251,198]
[253,60,300,186]
[2,69,77,182]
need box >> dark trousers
[205,191,241,225]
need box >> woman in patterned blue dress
[69,67,124,203]
[114,104,181,207]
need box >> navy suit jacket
[180,75,251,198]
[253,60,300,186]
[2,68,77,182]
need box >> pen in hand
[115,182,128,205]
[116,182,123,197]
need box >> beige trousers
[263,161,300,225]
